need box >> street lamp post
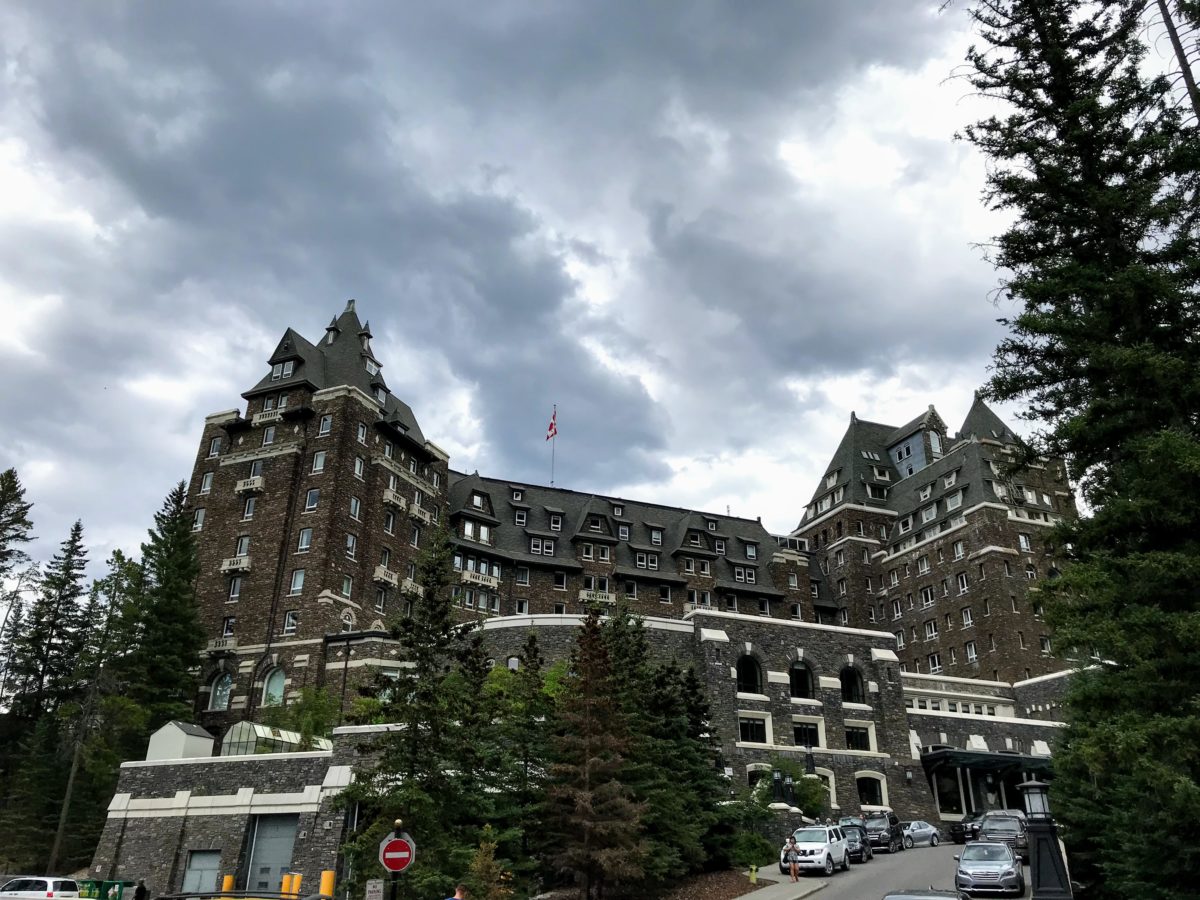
[784,774,795,807]
[1018,779,1073,900]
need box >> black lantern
[1018,778,1072,900]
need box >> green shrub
[730,831,776,869]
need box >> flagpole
[550,404,556,486]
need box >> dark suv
[977,813,1029,863]
[864,811,905,853]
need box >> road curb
[738,871,828,900]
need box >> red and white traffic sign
[378,833,416,873]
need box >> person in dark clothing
[133,881,148,900]
[444,885,467,900]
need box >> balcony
[207,636,237,652]
[401,577,424,597]
[374,454,437,494]
[410,505,432,525]
[683,601,714,613]
[220,555,251,573]
[373,565,399,588]
[252,409,283,426]
[579,589,615,604]
[382,489,408,510]
[462,569,500,590]
[235,475,264,494]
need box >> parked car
[778,824,851,876]
[0,878,80,900]
[977,814,1029,863]
[844,824,875,863]
[949,811,985,844]
[839,815,867,830]
[903,820,941,848]
[864,810,906,853]
[954,842,1026,896]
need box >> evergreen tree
[544,607,646,899]
[962,2,1200,896]
[0,717,67,872]
[338,526,484,900]
[7,521,89,720]
[0,468,34,582]
[118,482,202,730]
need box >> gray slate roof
[244,300,425,445]
[958,393,1016,443]
[448,471,788,596]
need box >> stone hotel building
[90,302,1077,894]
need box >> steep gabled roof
[886,405,943,448]
[958,393,1016,444]
[808,413,899,508]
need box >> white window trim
[853,769,890,808]
[844,718,878,753]
[790,713,827,749]
[734,710,774,747]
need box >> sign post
[364,880,383,900]
[378,828,416,900]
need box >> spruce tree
[544,607,646,899]
[119,482,202,730]
[962,1,1200,895]
[7,521,89,720]
[0,467,34,582]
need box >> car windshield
[963,844,1013,862]
[792,828,828,843]
[983,819,1019,833]
[865,818,888,830]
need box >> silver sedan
[903,820,941,848]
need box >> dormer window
[613,504,623,517]
[745,543,758,560]
[872,466,891,482]
[365,359,379,376]
[472,493,484,509]
[919,484,932,501]
[650,528,662,546]
[374,387,386,404]
[707,520,716,531]
[688,533,701,546]
[550,515,562,531]
[513,489,523,501]
[270,361,294,380]
[825,470,839,489]
[588,516,602,532]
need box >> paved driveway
[802,840,1030,900]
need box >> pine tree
[544,607,646,899]
[0,468,34,582]
[7,521,89,720]
[962,2,1200,896]
[118,482,202,730]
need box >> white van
[0,878,80,900]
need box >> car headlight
[1002,868,1016,878]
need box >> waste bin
[80,880,136,900]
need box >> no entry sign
[378,833,416,873]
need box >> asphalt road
[788,839,1030,900]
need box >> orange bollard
[221,875,235,900]
[281,874,293,898]
[289,874,302,899]
[318,870,335,899]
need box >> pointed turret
[958,394,1016,443]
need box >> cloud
[0,0,1013,571]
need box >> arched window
[856,772,887,807]
[209,673,232,711]
[736,655,763,694]
[789,662,814,699]
[840,666,864,704]
[262,668,285,707]
[341,610,356,633]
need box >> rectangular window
[683,557,694,573]
[920,586,935,608]
[319,414,332,435]
[383,512,395,535]
[957,572,969,594]
[553,571,567,590]
[793,721,819,747]
[262,426,275,446]
[895,630,905,649]
[927,652,943,674]
[199,471,213,494]
[350,496,361,520]
[516,566,530,585]
[357,422,368,444]
[345,533,357,558]
[289,569,305,595]
[582,543,594,560]
[222,617,235,637]
[738,717,767,744]
[965,640,978,662]
[235,535,250,557]
[282,610,298,635]
[354,456,365,478]
[1019,533,1032,552]
[835,549,845,567]
[341,575,353,598]
[837,578,847,596]
[375,588,386,613]
[788,572,799,588]
[1040,635,1052,654]
[192,508,206,531]
[892,599,902,619]
[619,525,630,540]
[961,607,973,627]
[715,539,726,554]
[899,515,913,534]
[922,505,937,523]
[550,515,562,531]
[659,585,671,603]
[228,576,242,601]
[925,619,939,640]
[746,543,758,560]
[945,490,963,510]
[312,451,326,473]
[411,526,421,548]
[515,510,527,526]
[305,488,319,511]
[598,546,610,562]
[207,437,221,458]
[845,726,871,751]
[953,540,965,560]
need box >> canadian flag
[545,407,558,441]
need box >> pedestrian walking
[785,836,800,882]
[133,881,148,900]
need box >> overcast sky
[1,1,1026,574]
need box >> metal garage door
[246,814,298,891]
[182,850,221,894]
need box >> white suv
[1,878,80,900]
[779,825,851,876]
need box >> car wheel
[930,834,940,847]
[889,837,898,853]
[842,852,851,871]
[904,835,915,849]
[823,855,834,876]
